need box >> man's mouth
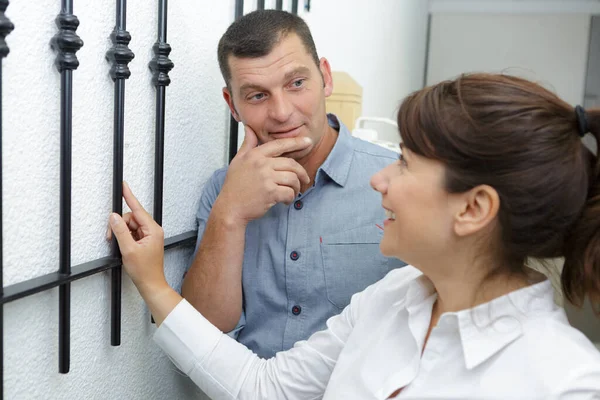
[269,125,303,139]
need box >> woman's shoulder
[517,312,600,392]
[381,264,423,286]
[370,265,423,294]
[521,313,600,358]
[351,265,423,308]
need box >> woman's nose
[370,170,388,194]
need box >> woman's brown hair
[398,73,600,312]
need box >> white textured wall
[300,0,430,143]
[3,0,233,398]
[426,14,591,106]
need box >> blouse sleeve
[153,280,376,400]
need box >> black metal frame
[276,0,282,10]
[0,0,197,397]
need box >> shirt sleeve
[192,168,227,258]
[185,168,246,339]
[153,282,374,400]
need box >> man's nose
[268,92,293,122]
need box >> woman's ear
[453,185,500,237]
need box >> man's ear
[319,57,333,97]
[222,87,240,122]
[453,185,500,237]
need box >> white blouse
[154,266,600,399]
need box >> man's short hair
[217,10,320,88]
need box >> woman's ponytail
[562,108,600,315]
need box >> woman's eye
[398,154,408,167]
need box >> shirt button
[290,251,300,261]
[294,200,303,210]
[291,305,302,315]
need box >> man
[182,9,405,359]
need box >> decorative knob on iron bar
[51,13,83,72]
[0,0,13,58]
[149,42,173,87]
[106,29,134,81]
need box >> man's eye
[250,93,265,101]
[292,79,305,88]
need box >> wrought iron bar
[1,231,196,305]
[50,0,83,374]
[106,0,134,347]
[149,0,173,226]
[148,0,173,324]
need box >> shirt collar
[455,279,557,369]
[403,274,436,312]
[401,272,558,370]
[317,114,355,187]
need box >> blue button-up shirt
[193,115,406,358]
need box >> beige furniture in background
[326,71,362,131]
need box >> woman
[110,74,600,399]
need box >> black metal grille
[0,0,200,398]
[0,0,296,396]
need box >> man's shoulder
[331,114,398,163]
[347,136,399,163]
[206,166,229,187]
[198,166,229,201]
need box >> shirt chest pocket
[320,224,391,309]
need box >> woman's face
[370,146,458,266]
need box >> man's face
[223,33,333,160]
